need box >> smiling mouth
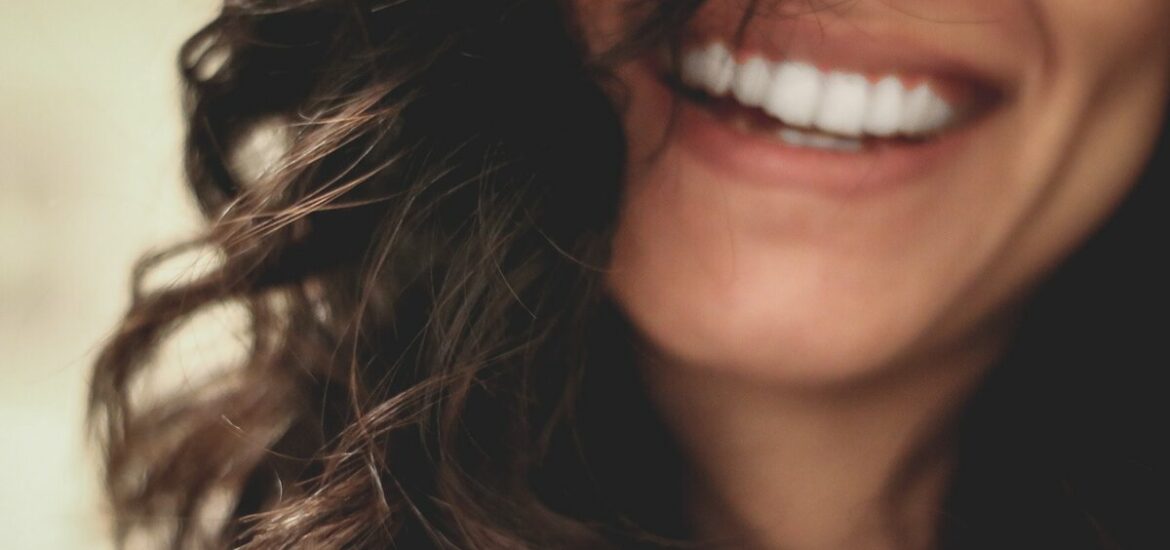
[661,41,1002,154]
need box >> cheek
[1041,1,1170,65]
[568,0,655,58]
[993,0,1170,286]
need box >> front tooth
[731,56,773,108]
[864,76,905,137]
[814,72,870,137]
[764,61,824,128]
[900,84,952,135]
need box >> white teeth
[695,42,736,96]
[815,72,870,137]
[900,83,953,136]
[777,128,810,147]
[778,127,863,152]
[764,61,823,128]
[680,43,734,95]
[864,76,905,137]
[806,133,863,152]
[731,56,773,108]
[677,43,960,140]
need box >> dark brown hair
[90,1,1168,548]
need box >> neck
[641,340,1002,550]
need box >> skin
[575,0,1170,548]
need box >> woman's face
[581,0,1170,382]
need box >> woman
[91,0,1169,548]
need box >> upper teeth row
[679,42,957,138]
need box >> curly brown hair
[90,1,1168,548]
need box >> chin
[606,239,953,387]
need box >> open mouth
[629,36,1013,194]
[661,41,1001,154]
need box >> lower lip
[639,64,981,196]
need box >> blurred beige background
[1,1,216,547]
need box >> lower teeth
[777,128,863,152]
[727,110,866,152]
